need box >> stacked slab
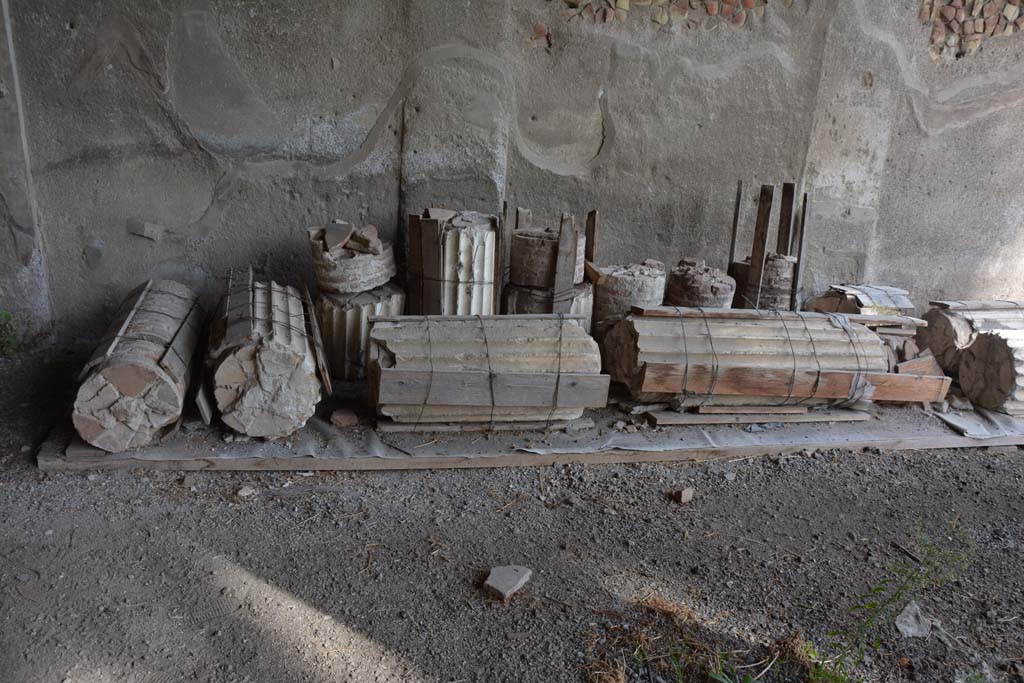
[309,221,405,381]
[206,270,322,438]
[503,222,593,330]
[73,280,204,452]
[407,209,499,316]
[367,315,609,424]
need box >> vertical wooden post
[496,203,510,313]
[746,185,775,310]
[790,193,809,312]
[407,213,423,315]
[585,210,598,263]
[727,180,743,268]
[776,182,795,256]
[552,213,578,314]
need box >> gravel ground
[1,351,1023,683]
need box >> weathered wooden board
[376,369,610,408]
[37,414,1023,472]
[631,306,927,328]
[648,409,870,426]
[697,405,809,415]
[640,363,951,402]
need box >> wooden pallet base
[36,412,1024,472]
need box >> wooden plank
[639,363,951,403]
[746,184,775,309]
[407,214,423,314]
[497,201,510,314]
[776,182,796,256]
[698,405,808,415]
[790,192,809,312]
[629,305,927,328]
[38,418,1024,472]
[551,213,578,314]
[376,418,595,433]
[369,314,588,323]
[377,368,610,408]
[304,287,333,397]
[585,210,598,263]
[648,409,869,426]
[895,351,944,376]
[584,261,605,286]
[727,180,742,268]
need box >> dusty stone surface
[3,351,1024,682]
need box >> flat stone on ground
[484,565,532,602]
[330,408,359,428]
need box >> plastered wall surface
[1,0,1022,341]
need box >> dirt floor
[2,350,1023,683]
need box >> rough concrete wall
[802,0,1024,303]
[0,0,51,344]
[6,0,1024,340]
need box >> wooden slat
[790,192,809,312]
[585,210,598,263]
[895,351,943,376]
[698,405,808,414]
[551,213,578,314]
[648,409,869,426]
[407,214,422,313]
[776,182,795,256]
[376,418,595,433]
[629,305,927,328]
[728,180,742,268]
[376,368,610,408]
[369,314,588,323]
[746,184,775,309]
[497,202,510,313]
[584,261,605,285]
[639,363,951,403]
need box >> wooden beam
[40,418,1024,472]
[585,210,598,263]
[746,185,775,309]
[728,180,742,268]
[551,213,578,314]
[698,405,808,414]
[648,409,870,426]
[629,305,927,328]
[406,214,422,313]
[790,192,809,312]
[776,182,796,255]
[376,368,610,408]
[498,202,510,312]
[638,363,951,403]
